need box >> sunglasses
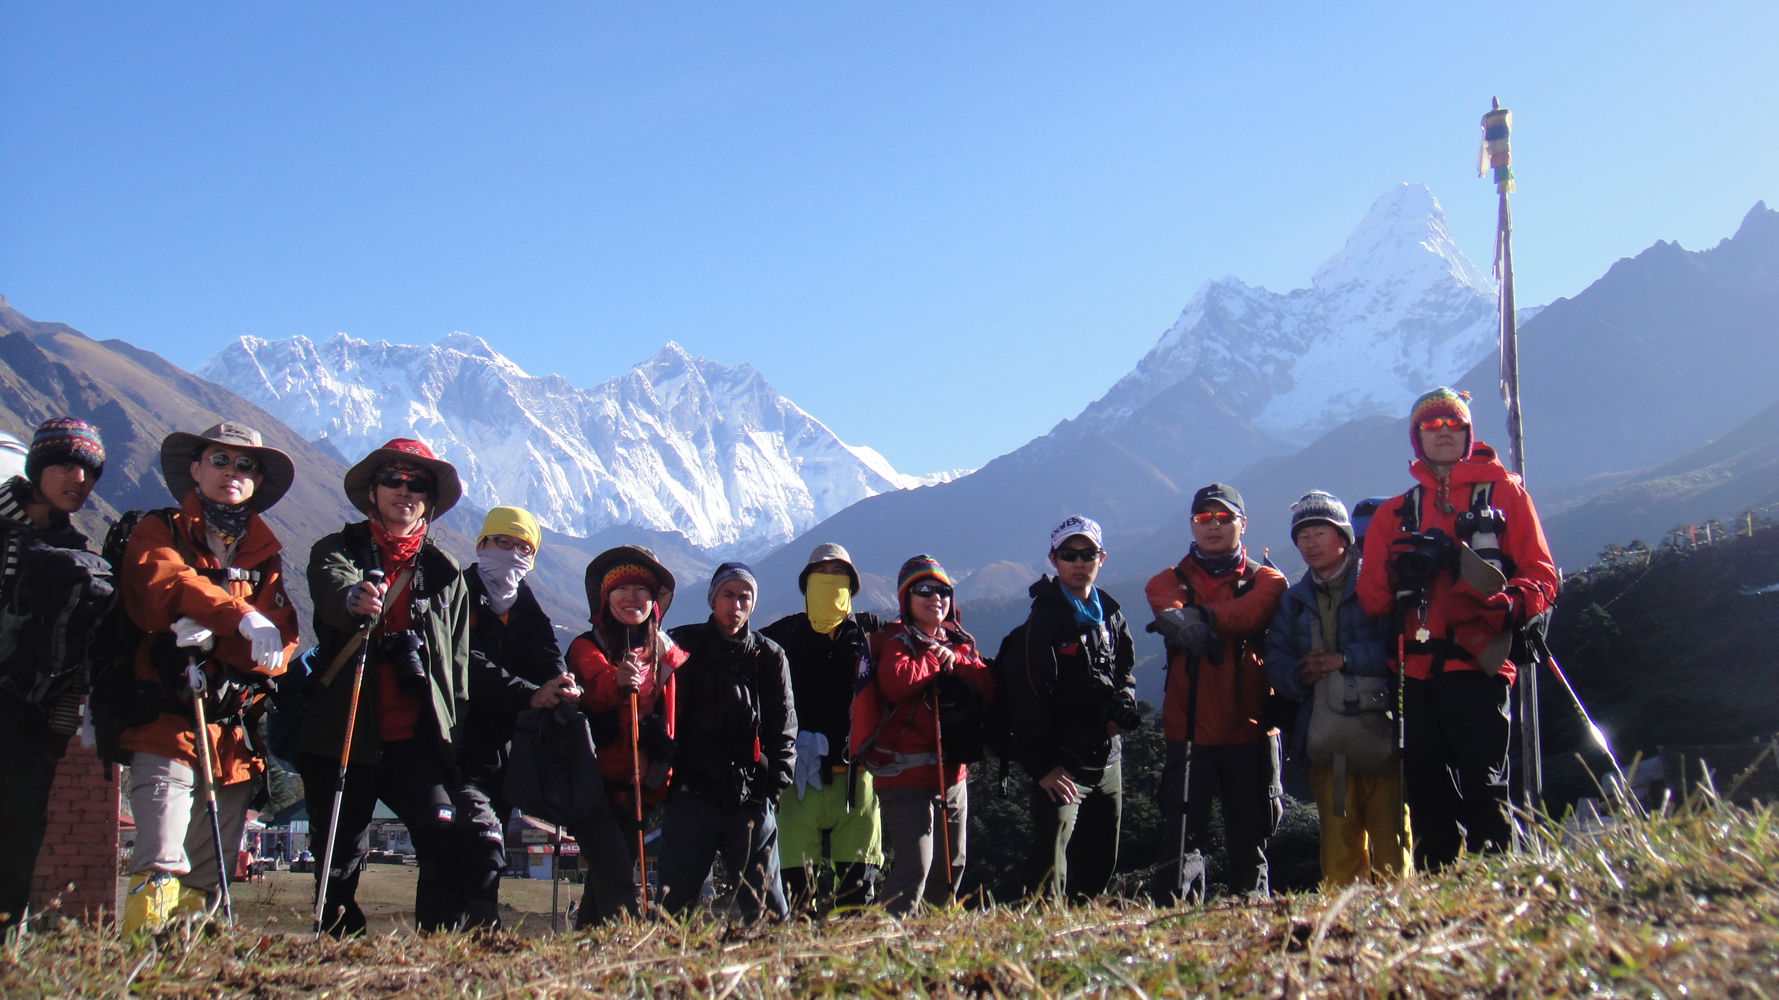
[908,582,953,600]
[1192,510,1239,525]
[206,451,259,475]
[377,470,433,493]
[1418,416,1468,432]
[1052,547,1101,563]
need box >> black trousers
[1402,673,1513,869]
[1153,736,1282,902]
[1023,756,1122,902]
[0,695,60,932]
[566,783,644,929]
[299,740,473,935]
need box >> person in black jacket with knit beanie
[658,562,796,921]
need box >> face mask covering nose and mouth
[805,573,852,635]
[477,547,534,615]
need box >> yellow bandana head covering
[805,571,852,635]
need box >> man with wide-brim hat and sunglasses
[296,438,480,936]
[117,421,300,934]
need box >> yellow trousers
[1310,763,1407,888]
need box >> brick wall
[31,738,118,923]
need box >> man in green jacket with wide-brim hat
[296,437,477,936]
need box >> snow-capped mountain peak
[199,334,926,556]
[1079,183,1500,447]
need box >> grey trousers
[127,753,253,894]
[878,780,967,915]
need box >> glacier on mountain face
[199,334,921,556]
[1078,183,1501,446]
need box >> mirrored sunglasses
[908,582,953,599]
[1192,510,1239,525]
[1417,416,1468,432]
[207,451,260,475]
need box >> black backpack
[0,524,116,709]
[504,703,605,828]
[86,510,179,765]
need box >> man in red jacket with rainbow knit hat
[1357,387,1558,870]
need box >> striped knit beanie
[26,418,105,482]
[599,562,660,615]
[707,561,757,607]
[1408,387,1474,461]
[1289,490,1354,545]
[896,554,955,621]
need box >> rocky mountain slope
[201,335,940,560]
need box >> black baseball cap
[1191,483,1245,518]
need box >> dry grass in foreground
[5,800,1777,998]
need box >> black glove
[1148,607,1210,657]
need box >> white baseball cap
[1050,515,1104,552]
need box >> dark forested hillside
[1543,520,1779,783]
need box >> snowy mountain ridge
[1076,183,1501,446]
[199,334,944,556]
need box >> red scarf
[370,517,427,568]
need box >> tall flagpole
[1480,97,1542,839]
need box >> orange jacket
[1145,553,1287,746]
[868,622,994,791]
[1357,443,1558,683]
[118,492,299,783]
[567,629,684,805]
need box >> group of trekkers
[0,382,1558,934]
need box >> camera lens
[384,630,427,692]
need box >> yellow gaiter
[806,573,852,635]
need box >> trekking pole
[185,655,234,923]
[1176,655,1201,902]
[930,683,953,893]
[550,822,561,933]
[626,627,648,916]
[312,568,383,938]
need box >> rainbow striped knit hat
[896,554,954,621]
[1408,387,1473,461]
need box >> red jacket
[1144,553,1287,746]
[567,630,684,805]
[118,493,300,783]
[1357,443,1559,684]
[866,622,994,792]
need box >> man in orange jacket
[119,423,299,933]
[1357,388,1558,870]
[1145,484,1286,901]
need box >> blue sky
[4,3,1774,474]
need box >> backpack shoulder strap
[1396,486,1422,534]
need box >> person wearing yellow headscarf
[758,543,885,911]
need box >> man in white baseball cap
[1002,515,1138,902]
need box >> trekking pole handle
[357,568,386,626]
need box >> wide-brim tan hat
[160,422,295,512]
[583,544,677,619]
[342,438,463,519]
[798,541,860,594]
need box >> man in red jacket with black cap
[1357,388,1558,870]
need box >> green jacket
[297,521,471,770]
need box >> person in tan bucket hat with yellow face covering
[118,421,300,934]
[760,542,885,912]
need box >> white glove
[171,616,215,651]
[238,610,286,671]
[792,731,829,801]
